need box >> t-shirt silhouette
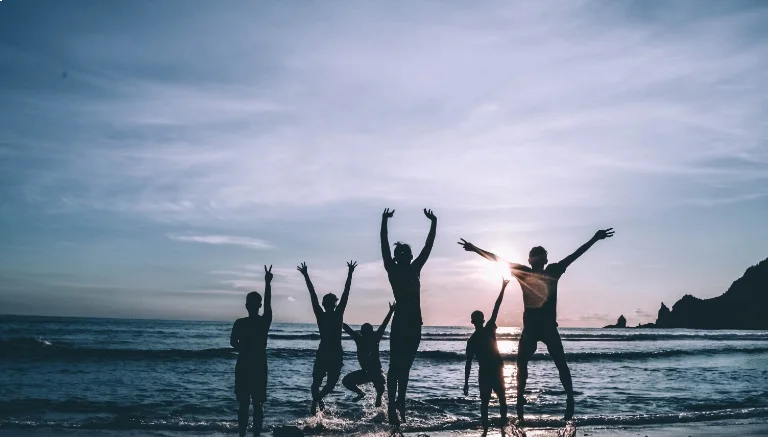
[509,263,567,329]
[467,321,503,369]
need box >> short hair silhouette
[529,246,548,258]
[361,323,374,334]
[322,293,338,307]
[246,292,262,306]
[471,310,484,324]
[393,242,412,260]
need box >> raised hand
[264,265,273,283]
[389,301,396,312]
[457,238,476,252]
[593,228,615,241]
[502,277,510,288]
[347,260,358,272]
[423,208,436,221]
[382,208,395,219]
[296,262,308,276]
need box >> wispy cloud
[168,234,272,249]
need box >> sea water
[1,315,767,434]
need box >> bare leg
[311,371,323,415]
[252,400,264,436]
[374,372,386,407]
[387,366,400,424]
[545,334,574,420]
[497,372,508,425]
[480,397,490,434]
[342,370,366,399]
[516,333,537,424]
[238,399,250,437]
[318,369,341,400]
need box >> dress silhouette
[380,208,437,424]
[464,278,510,435]
[341,302,396,406]
[230,265,273,437]
[459,228,614,423]
[297,261,356,415]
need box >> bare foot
[564,395,574,421]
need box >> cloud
[168,234,272,249]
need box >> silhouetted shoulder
[509,263,532,274]
[545,262,567,278]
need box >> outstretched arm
[342,323,360,340]
[297,263,323,321]
[464,342,474,396]
[263,265,273,327]
[337,261,357,314]
[458,239,510,264]
[488,278,510,326]
[558,228,615,269]
[413,209,437,269]
[380,208,395,270]
[376,302,396,339]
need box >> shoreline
[2,419,768,436]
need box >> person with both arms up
[459,228,615,423]
[297,260,357,415]
[341,302,396,407]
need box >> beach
[2,316,767,436]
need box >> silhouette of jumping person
[459,228,614,423]
[380,208,437,424]
[341,302,396,407]
[297,261,357,415]
[464,278,510,435]
[230,265,273,437]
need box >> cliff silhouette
[603,315,627,328]
[639,257,768,329]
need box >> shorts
[235,359,268,403]
[389,322,422,371]
[478,364,505,402]
[517,324,564,363]
[313,349,343,380]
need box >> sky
[1,0,767,327]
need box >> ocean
[1,315,767,434]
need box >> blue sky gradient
[1,0,767,326]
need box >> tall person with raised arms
[380,208,437,425]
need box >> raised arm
[464,341,474,396]
[558,228,615,269]
[376,302,396,339]
[458,238,510,264]
[297,262,323,321]
[380,208,395,270]
[263,265,273,327]
[413,209,437,269]
[337,261,357,314]
[342,323,360,340]
[488,278,510,326]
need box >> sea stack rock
[603,315,627,328]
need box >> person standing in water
[230,265,273,437]
[341,302,396,407]
[458,228,614,423]
[464,278,510,435]
[380,207,437,424]
[297,260,357,415]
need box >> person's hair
[471,310,484,323]
[246,292,262,306]
[322,293,338,307]
[529,246,548,258]
[361,323,373,332]
[393,242,412,258]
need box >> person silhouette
[464,278,510,435]
[297,261,356,415]
[341,302,396,407]
[380,208,437,424]
[458,228,614,423]
[230,265,273,437]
